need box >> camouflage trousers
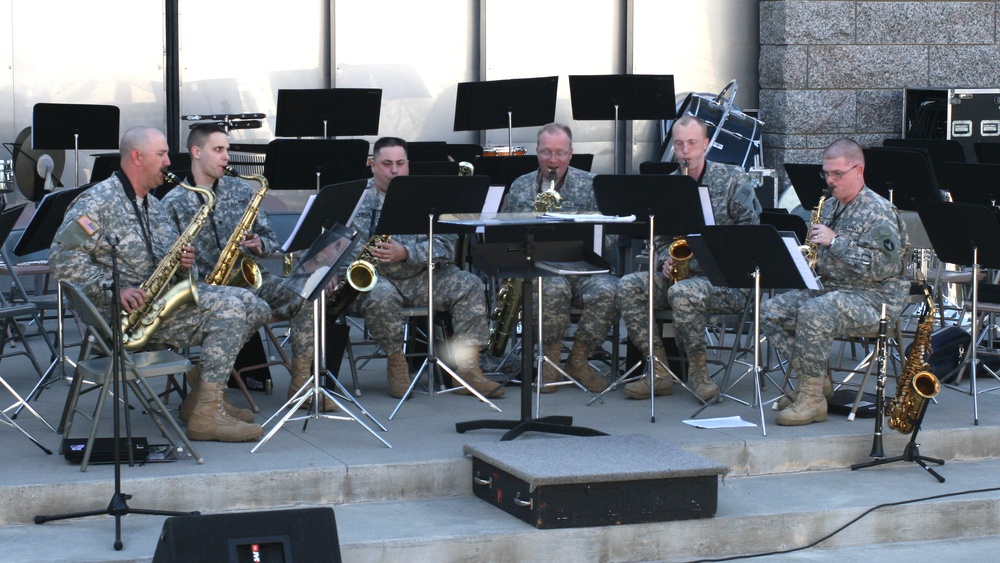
[348,265,489,355]
[255,272,313,361]
[151,284,271,384]
[760,288,884,380]
[532,273,618,349]
[618,272,747,357]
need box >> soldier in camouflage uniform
[160,124,330,413]
[617,115,761,401]
[49,126,271,442]
[761,138,909,425]
[343,137,502,399]
[501,123,615,394]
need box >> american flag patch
[76,214,99,236]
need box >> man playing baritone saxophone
[761,138,909,425]
[342,136,503,399]
[616,115,761,401]
[159,124,332,413]
[49,126,271,442]
[502,123,615,394]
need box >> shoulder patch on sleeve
[77,214,99,236]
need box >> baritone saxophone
[327,234,390,318]
[204,166,267,289]
[121,172,214,351]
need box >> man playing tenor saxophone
[49,126,271,442]
[160,124,333,413]
[616,115,761,401]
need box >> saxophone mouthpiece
[548,168,557,180]
[223,166,237,177]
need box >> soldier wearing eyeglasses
[501,123,615,394]
[761,138,909,426]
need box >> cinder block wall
[759,0,999,180]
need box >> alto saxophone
[668,159,692,282]
[204,166,267,289]
[121,172,215,351]
[802,189,832,269]
[887,286,940,433]
[327,234,390,318]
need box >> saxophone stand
[916,200,1000,425]
[379,176,501,418]
[453,224,607,440]
[852,307,945,482]
[35,236,198,550]
[252,224,391,451]
[684,225,818,435]
[588,175,707,421]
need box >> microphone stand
[34,235,198,550]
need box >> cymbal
[12,126,65,202]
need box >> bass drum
[658,80,763,171]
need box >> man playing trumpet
[616,115,761,401]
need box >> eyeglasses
[538,150,570,159]
[819,164,859,181]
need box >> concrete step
[4,456,1000,562]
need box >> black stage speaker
[152,507,341,563]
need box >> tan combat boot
[287,356,338,411]
[565,342,609,393]
[451,346,505,398]
[775,374,828,426]
[775,359,834,410]
[179,365,254,423]
[686,353,720,402]
[186,382,264,442]
[538,342,562,394]
[623,346,674,399]
[386,351,412,399]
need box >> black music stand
[686,225,818,435]
[454,222,608,441]
[782,163,828,211]
[32,103,120,186]
[569,74,676,174]
[275,88,382,138]
[940,162,1000,205]
[12,185,91,421]
[264,139,370,191]
[252,221,391,452]
[863,147,943,211]
[883,138,965,190]
[454,77,557,156]
[373,176,500,419]
[916,200,1000,425]
[589,174,706,422]
[280,179,368,254]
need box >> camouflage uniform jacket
[49,172,191,316]
[502,166,597,213]
[346,179,456,281]
[159,174,279,278]
[816,185,909,309]
[653,160,761,273]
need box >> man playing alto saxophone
[616,115,760,401]
[342,136,502,399]
[160,124,334,413]
[49,126,271,442]
[761,138,908,425]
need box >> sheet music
[698,186,715,226]
[281,194,316,253]
[477,185,506,234]
[539,212,636,222]
[782,234,823,290]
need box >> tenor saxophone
[887,286,940,433]
[327,234,390,318]
[487,278,522,357]
[204,166,267,289]
[668,160,692,282]
[121,172,215,351]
